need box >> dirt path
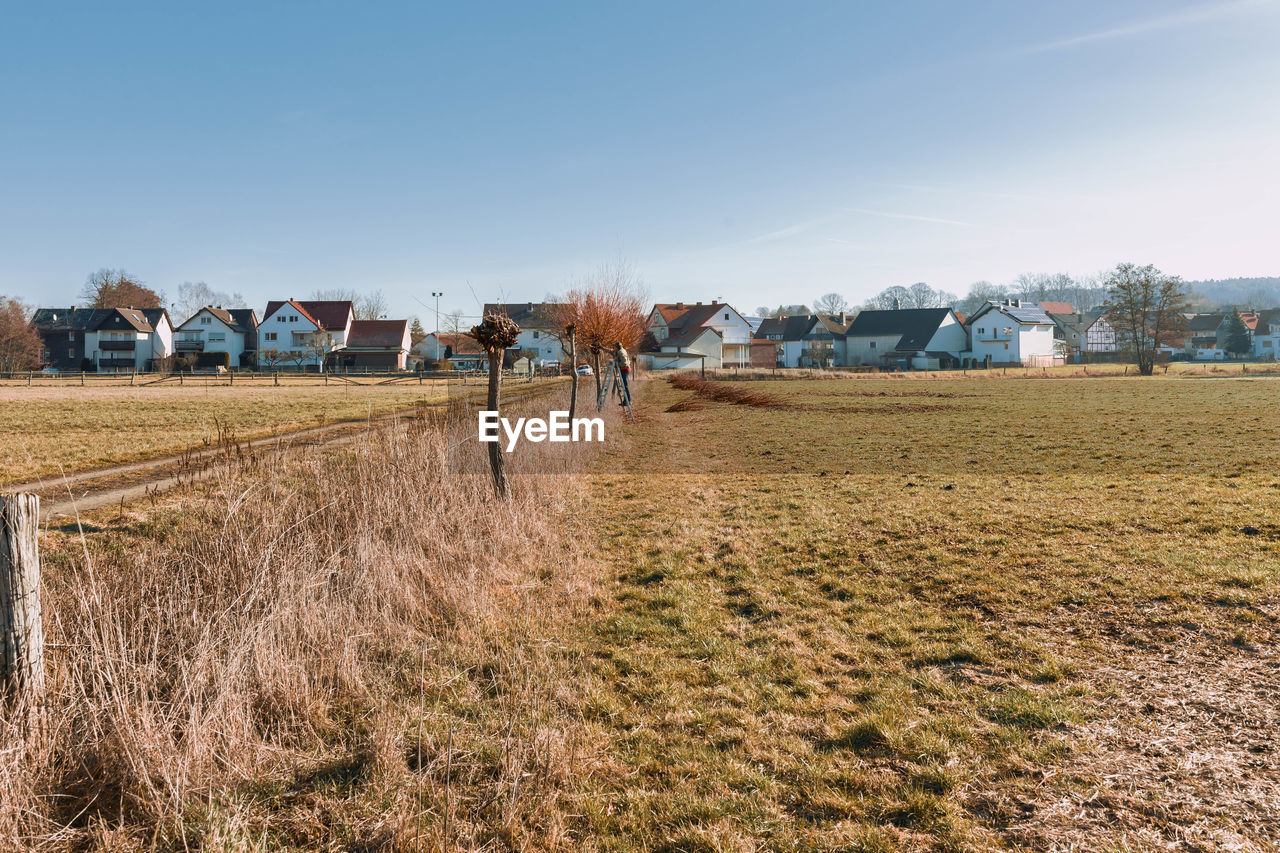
[16,380,564,520]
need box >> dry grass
[0,384,613,852]
[564,375,1280,850]
[0,384,452,484]
[666,374,783,407]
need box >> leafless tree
[812,293,848,314]
[81,269,163,309]
[0,297,42,372]
[312,288,389,320]
[549,260,648,400]
[174,281,246,324]
[1104,262,1189,376]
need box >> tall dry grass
[1,386,613,851]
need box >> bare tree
[81,269,163,309]
[174,281,247,324]
[312,288,388,320]
[0,297,42,372]
[551,260,648,400]
[1104,262,1189,376]
[812,293,848,314]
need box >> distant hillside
[1184,277,1280,310]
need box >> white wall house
[643,326,721,369]
[1254,311,1280,359]
[84,307,174,371]
[174,307,258,367]
[259,299,353,368]
[481,303,570,366]
[965,300,1059,367]
[755,315,814,367]
[646,301,753,368]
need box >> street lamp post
[431,291,443,364]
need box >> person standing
[612,342,632,404]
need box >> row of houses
[31,300,415,372]
[643,299,1059,369]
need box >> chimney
[696,301,703,306]
[893,297,901,311]
[839,312,846,325]
[527,302,533,312]
[675,302,684,309]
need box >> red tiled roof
[1041,301,1076,315]
[262,299,352,331]
[346,319,408,349]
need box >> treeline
[763,271,1280,319]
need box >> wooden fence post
[1,494,43,699]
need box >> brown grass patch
[666,374,783,407]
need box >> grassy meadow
[566,374,1280,850]
[4,373,1277,851]
[0,382,449,483]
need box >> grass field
[565,374,1280,850]
[7,374,1279,850]
[0,382,448,483]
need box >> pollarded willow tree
[548,261,648,403]
[469,311,521,497]
[1103,262,1189,376]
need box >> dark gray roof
[1186,313,1225,332]
[483,302,559,331]
[846,308,955,351]
[31,307,157,333]
[756,315,815,340]
[966,301,1053,326]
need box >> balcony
[176,339,205,351]
[99,340,136,351]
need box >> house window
[289,315,298,322]
[278,316,286,323]
[68,332,75,340]
[1003,327,1013,336]
[977,328,984,335]
[264,332,278,342]
[200,316,211,325]
[724,313,729,320]
[209,333,226,342]
[869,341,876,349]
[1265,340,1273,348]
[532,331,539,339]
[1004,343,1009,350]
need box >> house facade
[844,308,967,369]
[174,307,258,368]
[1253,310,1280,359]
[755,315,815,367]
[32,306,173,371]
[331,320,412,370]
[482,303,565,365]
[416,333,486,370]
[965,300,1059,367]
[259,299,353,368]
[646,301,753,369]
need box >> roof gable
[346,319,409,349]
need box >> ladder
[596,361,635,422]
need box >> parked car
[576,364,593,375]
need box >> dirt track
[12,379,565,521]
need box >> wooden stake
[1,494,43,699]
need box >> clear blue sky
[2,1,1278,321]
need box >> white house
[259,299,353,368]
[645,301,753,369]
[1254,310,1280,359]
[965,300,1059,367]
[844,308,967,369]
[755,315,813,367]
[482,303,566,365]
[84,307,174,371]
[174,307,258,368]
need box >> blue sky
[2,0,1278,321]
